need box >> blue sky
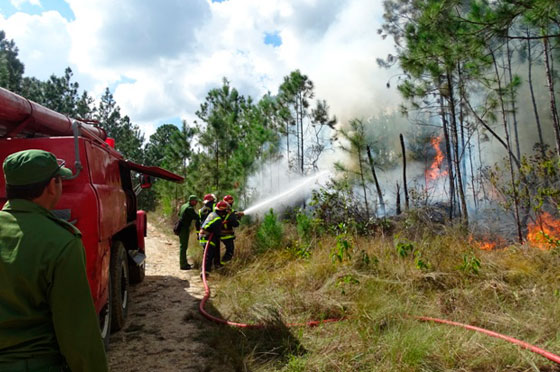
[0,0,398,138]
[0,0,74,20]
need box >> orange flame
[478,241,497,251]
[527,212,560,250]
[469,234,498,251]
[425,136,448,182]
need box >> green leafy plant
[459,251,481,275]
[255,209,284,253]
[396,240,415,258]
[414,250,430,271]
[287,241,311,259]
[331,223,353,263]
[336,274,360,295]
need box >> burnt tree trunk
[527,31,545,158]
[446,70,468,225]
[366,145,386,216]
[399,133,409,210]
[491,50,523,243]
[358,148,370,220]
[468,125,478,208]
[396,182,401,215]
[439,87,455,220]
[506,39,521,161]
[543,35,560,157]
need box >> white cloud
[0,0,400,139]
[0,11,71,80]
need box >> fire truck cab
[0,87,183,346]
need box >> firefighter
[221,195,244,262]
[177,194,200,270]
[0,150,108,372]
[197,193,216,230]
[199,200,230,277]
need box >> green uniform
[0,199,108,371]
[177,203,200,269]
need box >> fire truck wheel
[110,241,129,332]
[99,274,112,349]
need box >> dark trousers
[0,355,67,372]
[179,228,190,268]
[201,237,220,272]
[222,238,235,261]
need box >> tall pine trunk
[399,134,409,210]
[527,31,545,158]
[543,35,560,157]
[507,39,521,161]
[298,93,304,174]
[440,93,455,219]
[491,50,523,243]
[446,71,468,225]
[366,145,386,216]
[358,149,370,219]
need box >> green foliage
[295,209,313,238]
[96,88,144,163]
[413,250,430,271]
[278,70,336,174]
[331,223,353,264]
[283,355,307,372]
[395,237,430,270]
[286,242,311,260]
[336,274,360,295]
[459,251,481,275]
[255,209,284,253]
[395,239,415,258]
[0,31,24,92]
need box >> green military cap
[189,195,198,201]
[3,149,73,186]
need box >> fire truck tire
[129,260,145,284]
[110,241,129,332]
[99,274,112,349]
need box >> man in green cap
[0,149,108,371]
[177,194,200,270]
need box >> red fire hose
[197,234,560,364]
[198,233,344,328]
[415,316,560,364]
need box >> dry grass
[149,208,560,372]
[155,209,560,371]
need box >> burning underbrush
[190,207,560,371]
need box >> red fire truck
[0,87,183,347]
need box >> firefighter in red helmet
[220,195,244,262]
[199,200,229,276]
[197,193,216,237]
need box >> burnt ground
[107,223,235,372]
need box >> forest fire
[425,136,447,182]
[469,234,499,251]
[477,241,497,251]
[527,212,560,250]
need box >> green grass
[154,207,560,371]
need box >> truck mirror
[140,174,152,189]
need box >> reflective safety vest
[220,210,239,241]
[199,211,223,246]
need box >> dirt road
[107,223,223,372]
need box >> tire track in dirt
[107,223,224,372]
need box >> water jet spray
[243,170,330,215]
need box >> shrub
[255,209,284,252]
